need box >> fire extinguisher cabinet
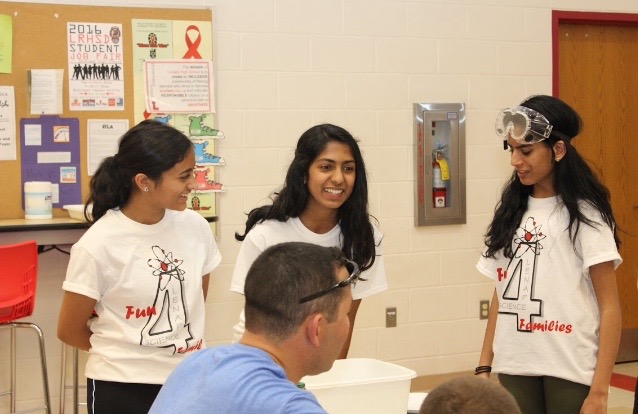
[414,102,466,226]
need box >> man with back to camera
[149,241,359,413]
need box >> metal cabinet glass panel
[414,103,466,226]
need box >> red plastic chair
[0,240,51,414]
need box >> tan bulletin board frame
[0,2,213,219]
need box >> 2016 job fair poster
[67,22,124,111]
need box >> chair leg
[35,324,51,414]
[0,326,17,411]
[10,326,16,413]
[0,322,52,414]
[59,342,67,414]
[72,347,79,414]
[60,344,84,414]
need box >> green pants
[498,374,591,414]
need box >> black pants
[499,374,590,414]
[87,378,162,414]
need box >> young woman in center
[476,95,622,414]
[230,123,388,358]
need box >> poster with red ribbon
[172,21,211,61]
[132,19,212,124]
[131,18,221,220]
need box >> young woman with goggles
[476,95,622,414]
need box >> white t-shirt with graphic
[63,208,221,384]
[229,217,388,340]
[477,196,621,386]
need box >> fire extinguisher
[432,151,447,208]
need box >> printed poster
[0,85,16,160]
[172,20,212,62]
[87,119,129,175]
[67,22,124,111]
[132,19,174,123]
[144,60,214,113]
[0,14,12,73]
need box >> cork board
[0,2,213,219]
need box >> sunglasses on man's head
[299,259,364,304]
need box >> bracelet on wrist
[474,365,492,375]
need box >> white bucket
[302,358,416,414]
[24,181,53,219]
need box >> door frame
[552,9,638,362]
[552,10,638,96]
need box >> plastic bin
[63,204,93,221]
[301,358,416,414]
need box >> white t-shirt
[230,217,388,340]
[63,208,222,384]
[476,196,621,386]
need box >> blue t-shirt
[149,344,327,414]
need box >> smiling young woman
[229,123,388,359]
[57,120,222,414]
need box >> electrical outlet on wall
[480,300,490,320]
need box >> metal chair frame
[0,240,51,414]
[59,344,86,414]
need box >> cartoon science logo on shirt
[496,216,573,334]
[125,245,202,354]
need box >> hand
[579,391,608,414]
[475,372,491,379]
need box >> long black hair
[85,120,193,223]
[235,124,378,271]
[484,95,620,258]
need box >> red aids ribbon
[183,25,202,59]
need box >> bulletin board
[0,2,218,219]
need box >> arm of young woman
[477,289,499,378]
[57,291,98,352]
[580,260,621,414]
[202,273,210,301]
[338,299,361,359]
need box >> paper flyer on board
[172,20,212,61]
[144,59,214,113]
[0,14,12,73]
[67,22,124,111]
[87,119,129,175]
[132,19,174,122]
[0,85,16,160]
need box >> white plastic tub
[63,204,92,221]
[301,358,416,414]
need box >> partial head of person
[86,119,196,223]
[419,376,521,414]
[243,242,358,377]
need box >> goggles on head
[495,106,553,147]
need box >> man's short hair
[244,242,348,341]
[419,376,521,414]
